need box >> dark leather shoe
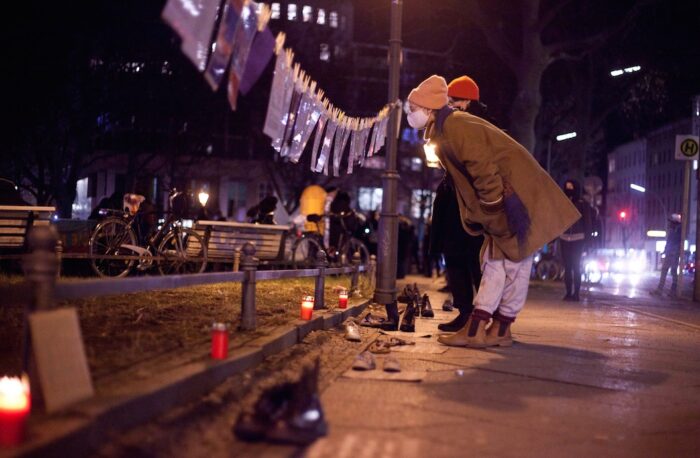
[400,301,416,332]
[438,310,470,332]
[378,301,400,331]
[420,294,434,318]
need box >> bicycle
[291,211,370,269]
[88,190,208,277]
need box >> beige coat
[426,111,581,261]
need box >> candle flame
[0,376,30,411]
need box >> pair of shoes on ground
[367,336,415,354]
[437,311,514,348]
[233,359,327,445]
[352,351,401,372]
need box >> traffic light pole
[374,0,402,306]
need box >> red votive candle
[0,376,30,447]
[338,289,349,309]
[301,295,314,320]
[211,323,229,360]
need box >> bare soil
[0,274,374,385]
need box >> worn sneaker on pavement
[352,351,376,370]
[344,320,361,342]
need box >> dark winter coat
[430,175,484,256]
[561,180,593,239]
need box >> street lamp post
[546,131,577,175]
[374,0,402,305]
[629,183,668,222]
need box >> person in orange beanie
[447,75,480,112]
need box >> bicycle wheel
[341,238,370,268]
[157,228,208,275]
[292,236,323,269]
[89,217,137,278]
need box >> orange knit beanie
[408,75,449,110]
[447,75,480,101]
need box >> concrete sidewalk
[304,275,700,457]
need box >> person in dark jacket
[431,175,484,331]
[559,179,593,302]
[247,195,278,225]
[651,213,682,297]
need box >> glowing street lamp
[610,65,641,77]
[198,190,210,207]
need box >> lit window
[329,11,338,28]
[271,3,280,19]
[411,157,423,172]
[320,43,330,61]
[288,3,297,21]
[317,8,325,25]
[302,5,313,22]
[411,190,434,219]
[358,187,383,212]
[255,3,264,15]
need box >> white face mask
[407,109,430,129]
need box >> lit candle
[211,323,229,360]
[0,375,30,447]
[300,295,314,320]
[338,289,348,309]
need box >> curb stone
[6,300,370,458]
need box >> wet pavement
[94,274,700,458]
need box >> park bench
[0,205,56,259]
[193,220,291,269]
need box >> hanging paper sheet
[279,80,304,158]
[227,0,263,110]
[204,0,242,91]
[347,120,360,175]
[309,105,328,172]
[332,119,352,177]
[315,117,339,174]
[263,49,295,151]
[162,0,221,72]
[288,84,322,163]
[356,121,372,168]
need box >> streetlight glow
[198,190,209,207]
[647,230,666,238]
[556,132,577,141]
[630,183,646,193]
[610,65,641,77]
[423,142,440,168]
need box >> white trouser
[473,247,533,319]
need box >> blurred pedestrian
[404,75,580,348]
[651,213,682,297]
[559,179,593,302]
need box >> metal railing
[7,226,374,332]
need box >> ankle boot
[379,301,400,331]
[485,312,515,347]
[419,294,434,318]
[437,305,471,332]
[437,309,491,348]
[399,301,416,332]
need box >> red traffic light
[618,210,628,221]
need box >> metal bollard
[369,254,377,291]
[21,226,60,374]
[314,250,328,310]
[239,242,258,330]
[233,247,241,272]
[55,239,63,278]
[350,250,361,296]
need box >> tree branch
[536,0,576,32]
[465,1,518,72]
